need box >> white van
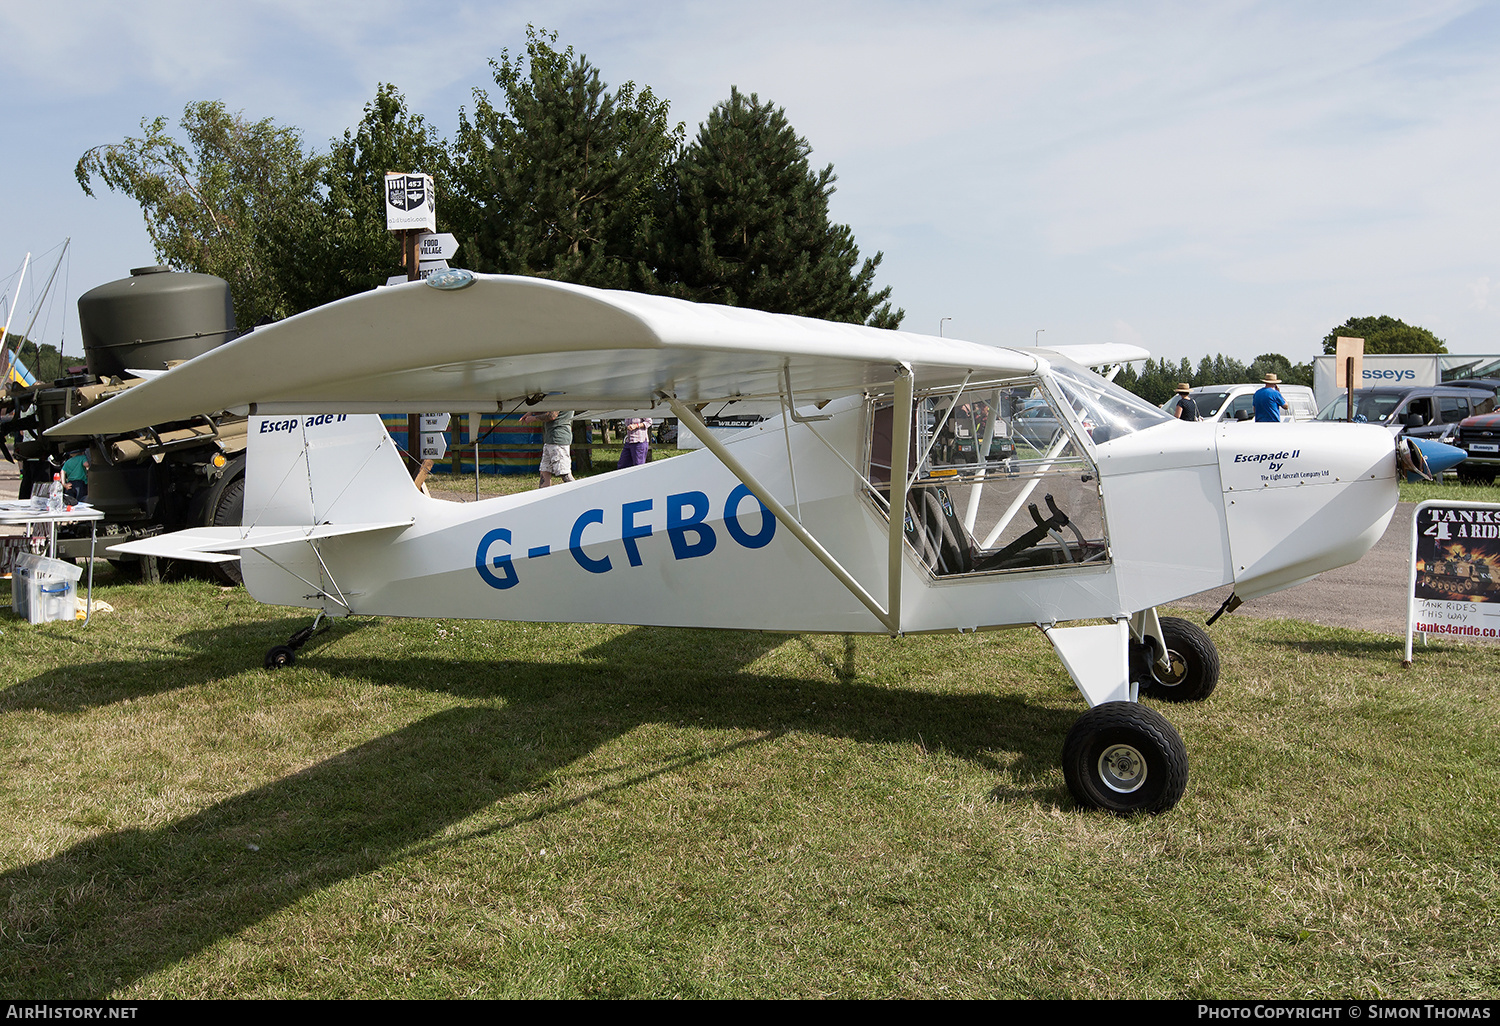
[1161,384,1318,424]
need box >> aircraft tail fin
[244,413,423,530]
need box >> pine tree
[449,28,681,288]
[649,88,902,328]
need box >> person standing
[618,416,652,468]
[1253,374,1288,423]
[520,410,575,487]
[1173,384,1200,421]
[61,449,90,503]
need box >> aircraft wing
[1027,343,1151,368]
[53,274,1041,437]
[108,521,413,563]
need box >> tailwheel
[263,613,328,670]
[1134,616,1219,703]
[1062,702,1188,815]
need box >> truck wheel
[1135,616,1219,703]
[1457,467,1496,485]
[210,477,245,585]
[1062,702,1188,815]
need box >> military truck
[1,266,248,582]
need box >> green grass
[1400,477,1500,504]
[2,571,1498,998]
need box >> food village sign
[1404,501,1500,665]
[383,172,453,484]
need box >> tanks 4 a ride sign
[384,173,436,232]
[1405,501,1500,663]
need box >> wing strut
[664,363,913,634]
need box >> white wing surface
[107,521,414,563]
[53,274,1039,437]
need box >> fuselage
[239,385,1399,633]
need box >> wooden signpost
[1334,336,1365,422]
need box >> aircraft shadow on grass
[1,624,1070,994]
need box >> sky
[4,0,1500,367]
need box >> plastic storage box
[12,553,83,624]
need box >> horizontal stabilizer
[108,521,412,563]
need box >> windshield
[1317,392,1403,423]
[1191,391,1233,417]
[1050,363,1175,443]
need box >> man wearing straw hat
[1253,373,1288,423]
[1173,383,1200,421]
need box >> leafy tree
[76,102,324,326]
[1118,351,1312,404]
[648,88,902,328]
[1247,352,1312,387]
[1,336,64,383]
[272,84,451,313]
[449,27,682,288]
[1321,316,1446,355]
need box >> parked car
[1452,411,1500,484]
[1161,384,1318,423]
[1440,377,1500,394]
[1314,386,1496,440]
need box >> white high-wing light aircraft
[55,271,1401,814]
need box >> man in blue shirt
[1253,374,1288,423]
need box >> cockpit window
[866,374,1111,578]
[1049,363,1175,443]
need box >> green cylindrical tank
[77,265,237,379]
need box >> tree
[1117,351,1313,404]
[1247,352,1312,387]
[649,88,902,328]
[272,84,452,313]
[1,335,64,383]
[76,102,324,326]
[449,27,682,288]
[1321,316,1446,355]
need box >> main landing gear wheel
[1135,616,1219,703]
[1062,702,1188,815]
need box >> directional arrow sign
[384,262,450,285]
[416,232,460,261]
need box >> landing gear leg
[264,611,328,669]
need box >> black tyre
[1457,467,1497,485]
[264,645,296,669]
[209,477,245,586]
[1062,702,1188,815]
[1135,616,1219,703]
[106,558,144,581]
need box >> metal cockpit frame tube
[663,363,913,634]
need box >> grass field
[1400,478,1500,504]
[2,564,1498,999]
